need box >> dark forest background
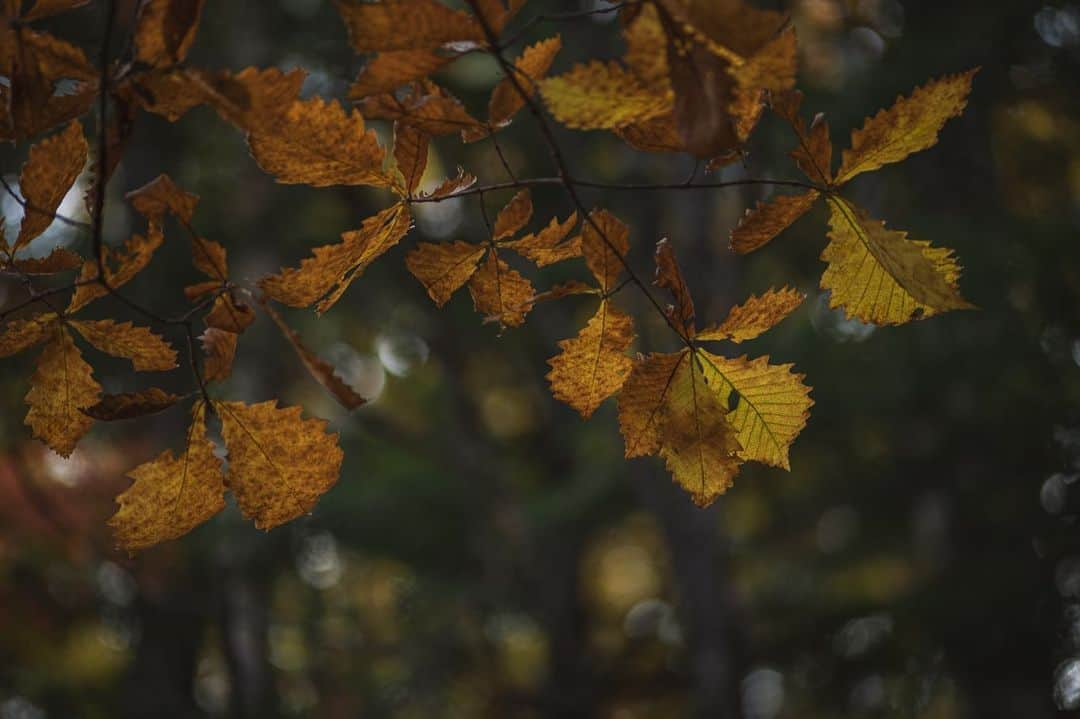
[2,0,1079,717]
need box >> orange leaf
[503,212,579,267]
[582,208,630,292]
[134,0,206,68]
[204,293,256,334]
[126,173,198,225]
[653,238,695,338]
[336,0,484,53]
[488,35,561,130]
[25,324,100,456]
[14,120,86,252]
[493,189,533,241]
[68,224,164,313]
[348,50,453,100]
[83,388,181,421]
[697,286,805,343]
[200,328,237,383]
[68,319,178,371]
[467,251,535,327]
[405,240,486,306]
[729,189,819,254]
[393,121,429,196]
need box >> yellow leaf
[14,120,86,252]
[108,402,225,552]
[617,350,687,458]
[836,69,977,184]
[348,50,453,100]
[265,303,367,410]
[697,350,812,470]
[393,121,429,196]
[503,212,579,267]
[488,35,561,130]
[623,3,671,95]
[468,251,535,327]
[405,240,487,306]
[582,208,630,293]
[730,26,797,95]
[125,173,198,225]
[547,300,634,418]
[25,324,100,456]
[656,352,741,507]
[247,97,389,188]
[83,388,180,421]
[729,189,819,254]
[260,202,412,313]
[541,61,669,130]
[216,400,343,530]
[0,313,55,356]
[69,319,178,371]
[68,224,164,313]
[697,286,805,343]
[821,196,972,325]
[134,0,205,68]
[493,189,533,241]
[653,238,695,338]
[200,328,237,383]
[336,0,483,53]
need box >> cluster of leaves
[0,0,976,552]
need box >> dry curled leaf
[0,314,56,357]
[487,35,561,131]
[697,286,805,342]
[653,238,695,338]
[205,293,256,334]
[729,190,819,254]
[200,328,237,383]
[393,121,429,196]
[83,388,181,421]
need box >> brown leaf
[0,313,55,357]
[247,96,390,188]
[83,388,181,421]
[265,303,367,410]
[729,189,819,254]
[503,212,579,267]
[260,202,412,313]
[205,293,256,334]
[134,0,206,68]
[108,401,225,551]
[547,300,634,418]
[582,208,630,292]
[653,238,695,338]
[488,35,561,130]
[15,120,87,252]
[20,0,90,21]
[836,69,978,184]
[68,319,178,371]
[25,325,100,456]
[348,50,454,100]
[7,30,97,140]
[200,328,237,383]
[697,286,805,342]
[336,0,484,53]
[617,350,686,458]
[68,224,165,312]
[614,114,685,153]
[358,82,481,137]
[405,240,486,306]
[126,173,198,225]
[198,66,307,133]
[468,251,535,327]
[216,400,343,530]
[493,189,533,241]
[393,121,429,196]
[623,3,672,95]
[10,246,82,274]
[771,91,833,185]
[666,40,740,159]
[191,236,227,280]
[422,167,477,198]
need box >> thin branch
[500,1,638,48]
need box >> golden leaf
[493,189,533,241]
[134,0,206,68]
[422,167,477,199]
[729,189,819,254]
[260,202,412,313]
[617,350,687,458]
[821,196,972,325]
[191,235,227,280]
[68,319,179,371]
[623,3,671,95]
[216,400,343,530]
[488,35,561,130]
[25,325,100,456]
[125,173,198,225]
[0,313,55,357]
[336,0,483,53]
[204,293,256,333]
[653,238,695,338]
[200,328,237,383]
[697,286,805,342]
[468,251,535,327]
[547,300,634,418]
[83,388,181,421]
[503,212,579,267]
[247,97,389,188]
[730,26,797,95]
[265,303,367,410]
[108,402,225,552]
[68,224,164,312]
[405,240,487,306]
[772,91,834,185]
[655,352,741,507]
[582,208,630,292]
[836,69,978,184]
[358,82,481,137]
[697,350,811,470]
[14,120,86,252]
[348,50,453,100]
[541,61,670,130]
[393,121,429,196]
[615,114,685,153]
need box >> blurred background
[1,0,1079,716]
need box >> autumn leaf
[349,50,454,100]
[582,208,630,292]
[216,400,343,530]
[406,240,487,306]
[770,90,833,185]
[6,30,97,140]
[205,293,256,334]
[729,190,820,254]
[547,300,634,418]
[835,69,977,184]
[68,319,178,371]
[7,246,83,274]
[697,350,812,470]
[0,313,56,357]
[617,351,686,458]
[265,303,367,410]
[468,251,535,327]
[393,121,429,196]
[623,3,672,96]
[83,388,181,421]
[422,167,477,199]
[25,324,100,456]
[336,0,484,53]
[126,173,198,225]
[260,202,412,313]
[653,238,695,338]
[247,97,390,188]
[134,0,206,68]
[541,62,670,130]
[821,196,971,325]
[358,81,481,137]
[13,120,86,253]
[503,212,579,267]
[484,35,562,134]
[697,286,805,342]
[108,401,225,552]
[493,189,533,240]
[68,224,164,312]
[200,328,237,383]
